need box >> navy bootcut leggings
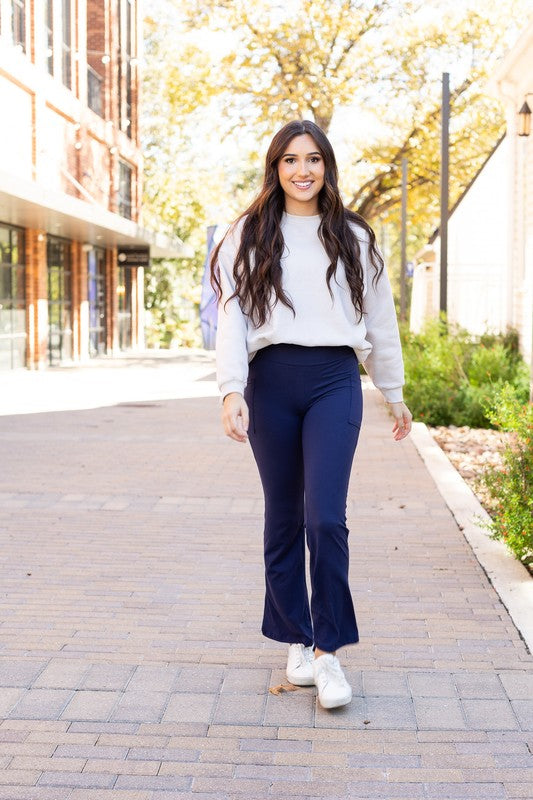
[244,343,363,653]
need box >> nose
[297,160,310,177]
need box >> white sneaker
[312,653,352,709]
[286,643,315,686]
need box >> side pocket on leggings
[348,376,362,427]
[244,377,256,434]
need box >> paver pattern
[0,354,532,799]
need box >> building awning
[0,168,193,259]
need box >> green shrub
[401,319,529,427]
[399,319,463,425]
[467,343,522,386]
[457,344,529,427]
[479,385,533,567]
[479,328,522,361]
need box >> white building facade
[492,21,533,373]
[410,21,533,375]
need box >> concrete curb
[410,421,533,654]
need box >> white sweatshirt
[215,211,404,403]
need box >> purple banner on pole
[199,225,224,350]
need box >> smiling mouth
[293,181,313,190]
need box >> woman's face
[277,133,325,215]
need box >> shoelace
[316,657,346,685]
[298,646,313,669]
[328,659,345,679]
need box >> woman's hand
[222,392,249,443]
[387,401,413,441]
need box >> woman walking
[210,120,412,710]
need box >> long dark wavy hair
[210,120,384,326]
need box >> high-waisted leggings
[244,343,362,653]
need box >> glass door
[0,224,26,370]
[117,265,132,350]
[47,236,73,365]
[88,247,107,356]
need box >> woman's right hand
[222,392,249,443]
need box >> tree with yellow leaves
[141,0,530,342]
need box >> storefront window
[88,247,107,356]
[117,265,132,350]
[47,236,73,365]
[0,223,26,370]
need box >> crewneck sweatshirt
[215,212,404,403]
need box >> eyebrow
[282,151,321,157]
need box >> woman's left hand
[387,401,413,441]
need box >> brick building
[0,0,185,370]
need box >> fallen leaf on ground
[269,683,299,695]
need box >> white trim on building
[0,168,191,259]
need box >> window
[47,237,73,365]
[118,161,132,220]
[87,66,103,115]
[87,0,106,117]
[88,248,107,356]
[118,0,135,137]
[12,0,26,51]
[61,0,72,88]
[125,0,133,138]
[0,223,26,370]
[45,0,53,74]
[117,265,132,350]
[117,0,122,129]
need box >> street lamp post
[400,157,408,321]
[440,72,450,316]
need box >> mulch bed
[429,425,510,514]
[429,425,532,577]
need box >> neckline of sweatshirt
[215,212,404,403]
[283,211,321,221]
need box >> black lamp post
[518,100,531,137]
[440,72,450,316]
[517,95,533,400]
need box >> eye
[284,157,295,164]
[310,156,321,163]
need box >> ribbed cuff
[219,380,245,405]
[381,387,404,403]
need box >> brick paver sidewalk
[0,355,532,799]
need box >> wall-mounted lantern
[518,100,531,137]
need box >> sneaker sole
[286,671,315,686]
[317,690,352,709]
